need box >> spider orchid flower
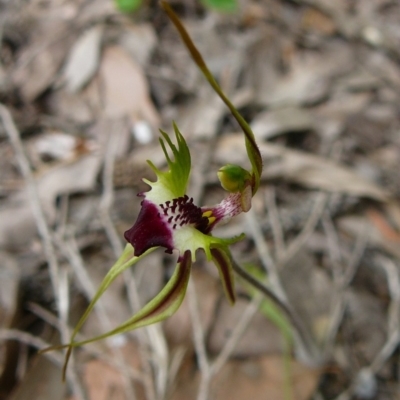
[62,125,253,353]
[54,3,263,378]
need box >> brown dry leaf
[253,41,353,107]
[0,151,101,248]
[36,153,102,220]
[61,25,103,93]
[12,20,72,101]
[301,8,337,35]
[251,106,314,140]
[171,356,320,400]
[338,211,400,260]
[97,45,160,130]
[216,134,390,201]
[176,85,226,140]
[118,24,157,67]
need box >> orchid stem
[231,259,322,366]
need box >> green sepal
[161,2,263,194]
[60,244,156,379]
[71,250,191,344]
[60,251,191,360]
[145,123,191,204]
[211,247,236,305]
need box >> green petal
[211,247,236,305]
[161,2,263,194]
[145,123,191,204]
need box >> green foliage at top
[115,0,237,13]
[115,0,141,13]
[161,1,263,195]
[201,0,237,12]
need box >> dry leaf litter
[1,1,400,399]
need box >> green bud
[218,164,251,193]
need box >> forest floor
[1,0,400,399]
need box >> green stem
[231,259,321,365]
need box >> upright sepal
[161,1,263,195]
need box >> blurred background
[1,0,400,399]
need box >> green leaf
[161,2,263,195]
[201,0,237,12]
[115,0,142,13]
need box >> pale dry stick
[99,120,125,256]
[370,256,400,373]
[245,208,322,366]
[245,209,283,297]
[322,232,368,355]
[210,292,263,375]
[167,347,187,391]
[265,187,286,260]
[55,234,112,327]
[99,121,165,400]
[0,104,85,399]
[28,302,149,384]
[187,278,212,400]
[334,256,400,400]
[55,194,70,238]
[58,233,157,400]
[0,104,60,320]
[277,191,330,267]
[0,329,64,366]
[322,212,343,283]
[0,329,78,384]
[322,216,368,356]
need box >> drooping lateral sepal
[61,250,192,350]
[45,244,157,380]
[211,246,236,305]
[161,1,263,194]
